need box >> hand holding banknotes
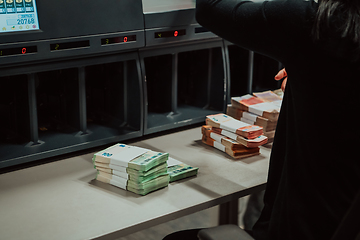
[274,68,287,92]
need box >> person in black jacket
[163,0,360,239]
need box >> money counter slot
[35,68,82,141]
[144,54,173,115]
[143,44,226,134]
[177,47,225,112]
[0,75,31,145]
[85,60,142,139]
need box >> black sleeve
[196,0,315,64]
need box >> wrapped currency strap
[94,161,168,176]
[231,95,280,121]
[226,105,277,132]
[202,135,260,159]
[202,125,267,148]
[92,144,169,171]
[206,113,263,139]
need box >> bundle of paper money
[93,143,170,195]
[231,94,280,121]
[201,134,260,159]
[202,125,267,148]
[253,90,283,107]
[226,105,277,132]
[206,113,263,139]
[227,90,283,143]
[167,157,199,182]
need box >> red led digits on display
[124,37,128,42]
[22,48,26,54]
[174,31,178,37]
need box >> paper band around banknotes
[242,111,258,122]
[109,146,148,167]
[167,157,183,167]
[94,144,148,167]
[248,102,280,116]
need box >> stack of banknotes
[167,157,199,182]
[93,144,170,195]
[93,144,198,195]
[202,113,269,159]
[227,90,283,143]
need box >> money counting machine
[140,0,227,135]
[0,0,279,169]
[0,0,145,168]
[0,0,145,67]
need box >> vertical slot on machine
[85,60,142,138]
[144,55,173,115]
[0,75,30,145]
[36,68,80,139]
[178,47,225,112]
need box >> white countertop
[0,127,270,240]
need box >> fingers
[274,68,287,81]
[281,77,287,92]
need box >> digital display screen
[50,40,90,51]
[0,0,40,33]
[0,45,37,56]
[155,30,186,38]
[101,35,137,45]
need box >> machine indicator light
[101,35,136,45]
[0,45,37,56]
[50,40,90,51]
[155,29,186,38]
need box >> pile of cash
[227,90,283,143]
[167,157,199,182]
[93,144,170,195]
[202,113,269,159]
[206,113,264,139]
[93,144,199,195]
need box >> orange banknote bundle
[201,125,267,148]
[231,94,280,121]
[226,105,277,132]
[201,134,260,159]
[206,113,263,139]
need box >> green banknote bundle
[93,143,170,195]
[167,157,199,182]
[92,143,169,171]
[96,170,170,196]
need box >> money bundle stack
[227,90,282,142]
[167,157,199,182]
[202,113,268,159]
[93,143,170,195]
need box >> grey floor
[118,196,250,240]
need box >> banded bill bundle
[167,157,199,182]
[93,144,170,195]
[202,111,271,159]
[201,125,261,159]
[227,90,283,143]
